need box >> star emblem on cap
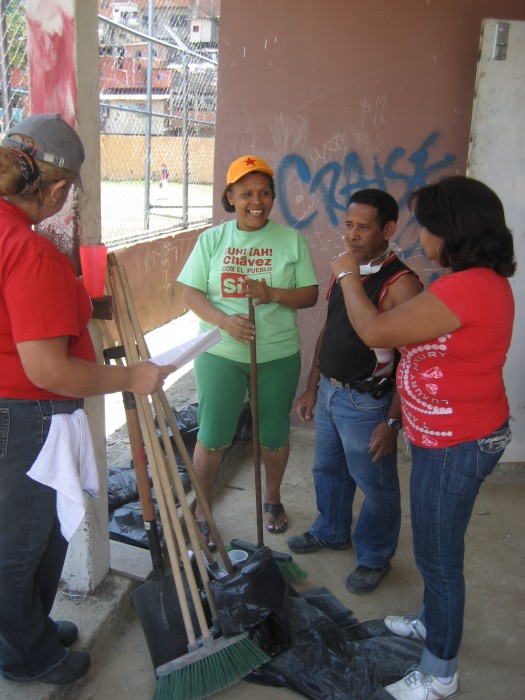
[244,157,256,166]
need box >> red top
[0,198,95,399]
[397,268,514,448]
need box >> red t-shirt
[0,198,95,399]
[397,268,514,448]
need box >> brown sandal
[196,520,217,551]
[264,503,288,533]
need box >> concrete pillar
[26,0,109,592]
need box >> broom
[108,260,269,698]
[230,296,306,582]
[110,257,231,574]
[107,257,269,699]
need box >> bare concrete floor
[3,432,523,700]
[77,438,525,700]
[1,314,524,699]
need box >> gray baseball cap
[4,113,85,188]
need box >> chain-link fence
[0,0,217,247]
[0,0,27,129]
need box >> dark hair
[409,175,516,277]
[348,189,399,228]
[221,171,276,212]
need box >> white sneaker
[384,613,427,640]
[385,669,458,699]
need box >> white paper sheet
[148,326,221,368]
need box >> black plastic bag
[169,402,200,434]
[345,633,424,688]
[211,547,290,646]
[211,547,422,700]
[235,401,253,441]
[155,403,199,464]
[107,467,139,513]
[108,500,158,549]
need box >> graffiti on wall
[276,131,457,231]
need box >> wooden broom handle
[248,298,264,548]
[108,259,221,628]
[111,263,221,598]
[116,263,233,575]
[99,322,157,524]
[107,262,202,645]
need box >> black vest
[319,256,414,383]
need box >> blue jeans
[410,422,511,678]
[310,377,400,568]
[0,398,82,680]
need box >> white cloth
[27,408,100,541]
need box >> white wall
[468,19,525,461]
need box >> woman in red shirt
[0,114,173,686]
[331,176,515,700]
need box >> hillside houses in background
[98,0,219,135]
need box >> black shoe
[346,563,391,594]
[288,531,352,554]
[54,620,79,646]
[38,651,90,685]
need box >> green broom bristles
[277,559,307,582]
[227,541,307,582]
[152,633,269,700]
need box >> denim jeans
[410,422,512,678]
[0,398,82,680]
[310,376,400,568]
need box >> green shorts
[194,351,301,450]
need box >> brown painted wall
[109,227,202,335]
[214,0,525,395]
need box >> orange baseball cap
[226,155,274,185]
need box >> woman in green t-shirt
[177,155,318,548]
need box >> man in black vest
[289,189,422,594]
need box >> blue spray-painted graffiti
[276,131,457,230]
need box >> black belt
[326,375,393,397]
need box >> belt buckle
[354,377,376,393]
[329,377,345,388]
[369,377,393,398]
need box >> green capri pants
[194,351,301,450]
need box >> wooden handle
[99,321,155,523]
[157,390,234,574]
[107,261,201,646]
[108,258,222,634]
[123,392,156,522]
[248,298,264,548]
[117,265,233,576]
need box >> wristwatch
[385,417,402,431]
